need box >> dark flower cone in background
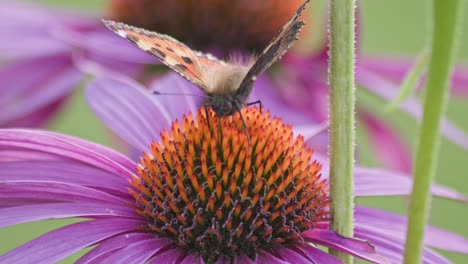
[107,0,310,53]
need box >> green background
[1,0,467,263]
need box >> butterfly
[103,0,309,118]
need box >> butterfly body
[103,0,309,117]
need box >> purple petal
[359,111,412,172]
[275,246,316,263]
[0,160,130,193]
[149,247,185,264]
[86,76,173,153]
[234,254,255,264]
[179,253,204,264]
[302,229,389,263]
[255,251,289,264]
[0,129,136,178]
[359,56,468,96]
[95,237,173,264]
[0,182,130,205]
[0,202,138,228]
[292,243,342,264]
[76,233,157,264]
[293,121,329,143]
[0,35,69,59]
[249,76,311,125]
[354,167,468,202]
[148,73,203,120]
[0,218,143,263]
[55,26,155,64]
[355,206,468,253]
[0,57,82,126]
[356,68,468,150]
[2,98,66,128]
[355,228,451,264]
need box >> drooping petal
[0,202,138,228]
[355,207,468,254]
[0,56,81,126]
[86,76,173,153]
[93,237,172,264]
[354,167,468,202]
[302,229,389,263]
[0,182,129,206]
[179,253,204,264]
[0,160,130,193]
[233,254,255,264]
[355,228,451,264]
[359,56,468,96]
[356,68,468,150]
[149,247,186,263]
[0,129,136,177]
[76,233,158,264]
[249,76,311,125]
[275,246,319,264]
[148,73,202,121]
[54,26,155,65]
[359,110,412,172]
[292,243,342,264]
[255,251,289,264]
[0,218,143,264]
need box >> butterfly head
[206,93,241,117]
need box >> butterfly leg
[234,102,251,148]
[204,105,213,133]
[246,100,262,113]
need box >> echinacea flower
[1,75,467,263]
[103,0,468,173]
[3,0,468,173]
[0,1,152,128]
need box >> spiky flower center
[130,107,329,262]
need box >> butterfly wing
[235,0,309,102]
[103,20,226,93]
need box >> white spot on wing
[116,29,127,38]
[165,56,178,66]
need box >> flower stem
[328,0,356,263]
[404,1,465,263]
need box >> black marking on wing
[235,0,309,102]
[102,19,226,92]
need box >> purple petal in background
[360,56,468,96]
[355,207,468,253]
[355,228,451,264]
[148,73,202,120]
[356,68,468,150]
[354,167,468,202]
[359,110,412,172]
[86,76,173,154]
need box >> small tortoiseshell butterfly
[103,0,309,117]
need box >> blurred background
[1,0,467,262]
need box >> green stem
[328,0,356,263]
[404,1,465,263]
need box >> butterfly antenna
[152,90,209,98]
